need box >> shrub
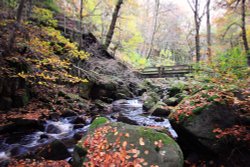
[32,7,58,27]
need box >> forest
[0,0,249,167]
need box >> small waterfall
[111,99,178,138]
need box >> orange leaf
[139,137,145,146]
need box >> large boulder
[78,71,134,102]
[73,117,183,167]
[169,89,249,156]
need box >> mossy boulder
[85,74,134,102]
[149,101,171,117]
[89,117,109,131]
[169,102,237,154]
[142,92,160,111]
[163,97,179,106]
[73,121,183,167]
[167,80,188,97]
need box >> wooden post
[158,67,161,77]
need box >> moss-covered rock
[169,92,238,154]
[163,97,179,106]
[142,92,160,111]
[149,101,171,117]
[89,117,109,131]
[73,122,183,167]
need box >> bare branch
[187,0,195,12]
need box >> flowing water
[0,99,177,163]
[110,99,177,138]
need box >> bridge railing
[140,65,193,78]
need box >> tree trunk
[27,0,33,20]
[7,0,25,54]
[104,0,123,50]
[79,0,83,50]
[241,0,250,66]
[194,0,200,62]
[147,0,160,59]
[206,0,212,63]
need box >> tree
[187,0,205,62]
[146,0,160,59]
[104,0,123,50]
[7,0,25,54]
[206,0,212,62]
[79,0,84,49]
[241,0,250,66]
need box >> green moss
[207,95,219,102]
[190,101,196,106]
[89,117,109,130]
[192,105,208,114]
[203,85,215,90]
[178,113,186,122]
[201,93,210,98]
[138,127,174,145]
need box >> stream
[0,99,177,163]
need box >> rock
[0,118,44,134]
[89,100,111,114]
[10,146,29,158]
[73,124,85,129]
[89,117,109,130]
[150,101,171,117]
[45,124,62,134]
[72,116,87,124]
[37,140,71,160]
[78,82,93,99]
[167,80,187,97]
[142,92,160,111]
[78,102,89,110]
[154,117,165,122]
[58,90,67,97]
[115,93,128,99]
[117,113,139,125]
[73,132,83,141]
[40,134,49,139]
[12,89,29,108]
[112,99,128,105]
[164,97,179,106]
[73,121,183,167]
[49,112,60,121]
[0,97,12,110]
[61,109,78,117]
[169,102,237,154]
[94,100,109,109]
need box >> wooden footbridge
[138,65,193,78]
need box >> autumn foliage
[81,125,163,167]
